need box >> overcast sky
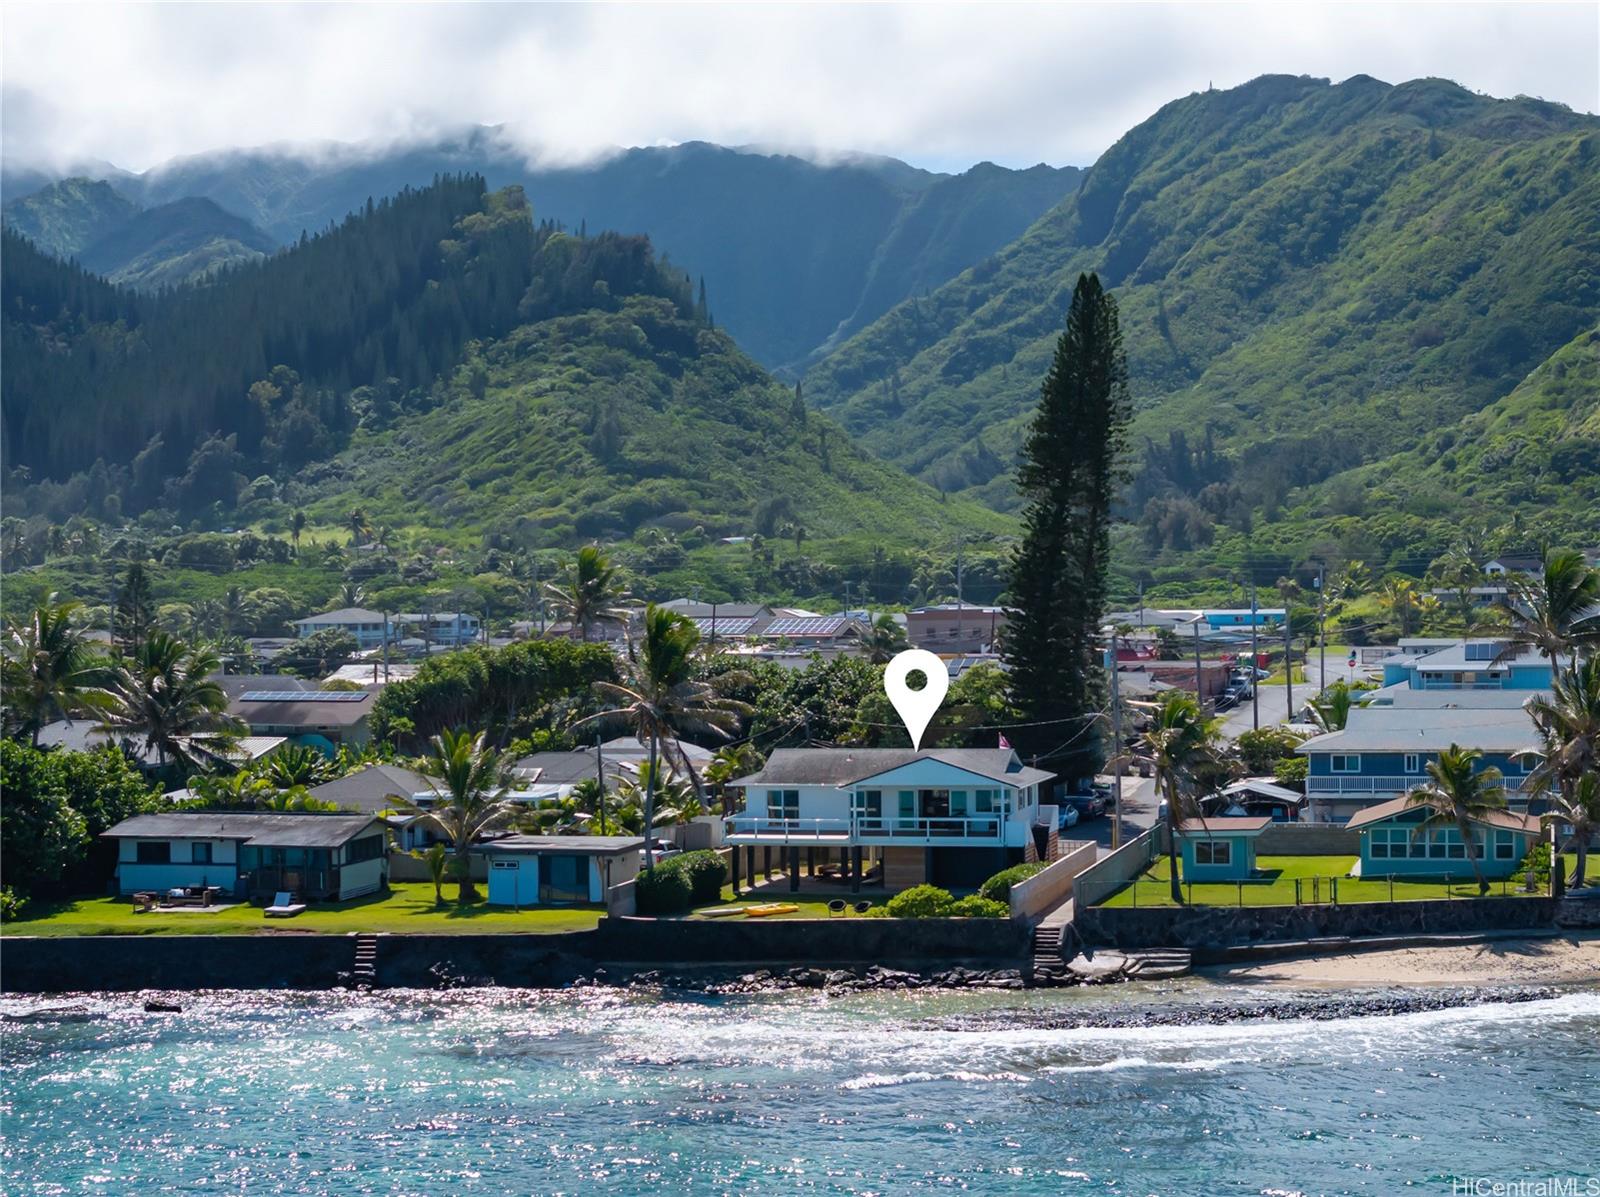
[4,2,1597,175]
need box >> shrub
[1236,727,1305,774]
[885,884,955,919]
[860,905,889,918]
[978,862,1046,903]
[674,849,728,903]
[1517,841,1552,887]
[0,887,27,922]
[634,864,694,915]
[945,895,1009,918]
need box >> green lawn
[1097,855,1551,908]
[3,882,605,937]
[685,886,885,920]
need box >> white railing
[723,813,1005,844]
[1309,775,1534,794]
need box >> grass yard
[3,882,605,937]
[685,887,886,920]
[1097,855,1553,908]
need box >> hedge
[674,850,728,903]
[945,895,1009,918]
[635,864,694,915]
[978,862,1047,903]
[885,884,955,918]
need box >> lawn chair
[852,900,872,916]
[132,891,157,913]
[264,891,307,918]
[827,899,847,918]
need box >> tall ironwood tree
[1000,273,1130,782]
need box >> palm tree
[543,545,629,641]
[346,508,373,547]
[389,728,518,902]
[1123,691,1221,903]
[2,594,112,745]
[569,776,609,834]
[1380,577,1421,636]
[1496,549,1600,669]
[1404,744,1508,896]
[1544,775,1600,890]
[265,743,338,789]
[574,606,748,867]
[1307,680,1354,732]
[863,613,909,664]
[414,842,450,905]
[99,633,243,770]
[703,742,765,816]
[1524,656,1600,884]
[340,581,364,609]
[290,510,307,556]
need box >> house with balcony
[1295,704,1540,823]
[397,611,481,647]
[1374,639,1554,694]
[726,747,1054,891]
[291,607,396,650]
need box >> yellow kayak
[743,903,799,918]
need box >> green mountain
[2,178,138,258]
[3,179,275,290]
[31,134,1080,368]
[803,75,1600,574]
[1,177,1004,579]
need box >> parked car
[1213,692,1238,712]
[1062,791,1106,819]
[1057,804,1080,830]
[640,839,680,863]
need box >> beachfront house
[1345,797,1541,881]
[1296,704,1539,822]
[102,812,389,901]
[291,607,396,650]
[1175,816,1271,881]
[725,747,1054,891]
[480,835,643,905]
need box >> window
[345,835,384,864]
[949,790,968,816]
[852,789,882,819]
[192,842,213,864]
[1194,840,1232,866]
[1330,754,1361,773]
[1495,830,1516,861]
[1371,834,1389,859]
[135,841,170,865]
[491,859,518,871]
[767,789,799,821]
[974,789,995,813]
[1404,754,1422,774]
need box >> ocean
[4,983,1597,1194]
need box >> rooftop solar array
[238,690,371,703]
[762,615,853,637]
[690,617,757,636]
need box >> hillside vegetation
[805,74,1600,580]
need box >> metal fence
[1084,873,1547,908]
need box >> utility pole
[1284,614,1295,724]
[1250,583,1260,731]
[1192,617,1204,706]
[1317,562,1327,694]
[1108,631,1124,849]
[595,733,607,835]
[955,540,965,649]
[1137,582,1145,629]
[381,609,391,683]
[710,600,719,653]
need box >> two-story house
[397,611,481,647]
[1373,639,1554,695]
[1296,703,1540,823]
[291,607,396,649]
[726,747,1054,891]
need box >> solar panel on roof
[764,616,848,636]
[239,690,370,702]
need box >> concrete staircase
[351,933,379,985]
[1122,948,1192,979]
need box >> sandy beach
[1210,931,1600,988]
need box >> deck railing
[723,813,1005,844]
[1308,775,1535,794]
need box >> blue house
[1175,816,1271,881]
[1375,639,1554,693]
[1346,796,1541,881]
[1297,705,1539,822]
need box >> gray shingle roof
[308,764,434,813]
[231,692,373,729]
[1345,795,1540,833]
[293,607,388,625]
[1297,706,1536,754]
[733,748,1053,789]
[102,812,383,848]
[478,834,643,856]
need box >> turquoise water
[4,984,1597,1194]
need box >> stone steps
[351,933,379,982]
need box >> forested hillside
[1,176,1004,590]
[15,134,1080,368]
[805,74,1600,579]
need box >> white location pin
[883,649,949,751]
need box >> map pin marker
[884,649,949,751]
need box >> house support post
[789,847,800,893]
[850,847,862,893]
[730,843,741,897]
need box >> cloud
[3,2,1595,174]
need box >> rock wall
[1076,897,1558,952]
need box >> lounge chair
[264,891,307,918]
[827,899,847,917]
[852,900,872,915]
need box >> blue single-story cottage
[1175,816,1272,881]
[1345,796,1541,881]
[479,835,642,906]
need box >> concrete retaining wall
[1074,825,1166,907]
[1009,840,1098,925]
[590,914,1028,968]
[1076,896,1558,952]
[1256,824,1360,855]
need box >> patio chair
[827,899,847,918]
[264,891,307,918]
[852,900,872,915]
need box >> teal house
[1175,816,1272,881]
[1346,796,1541,880]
